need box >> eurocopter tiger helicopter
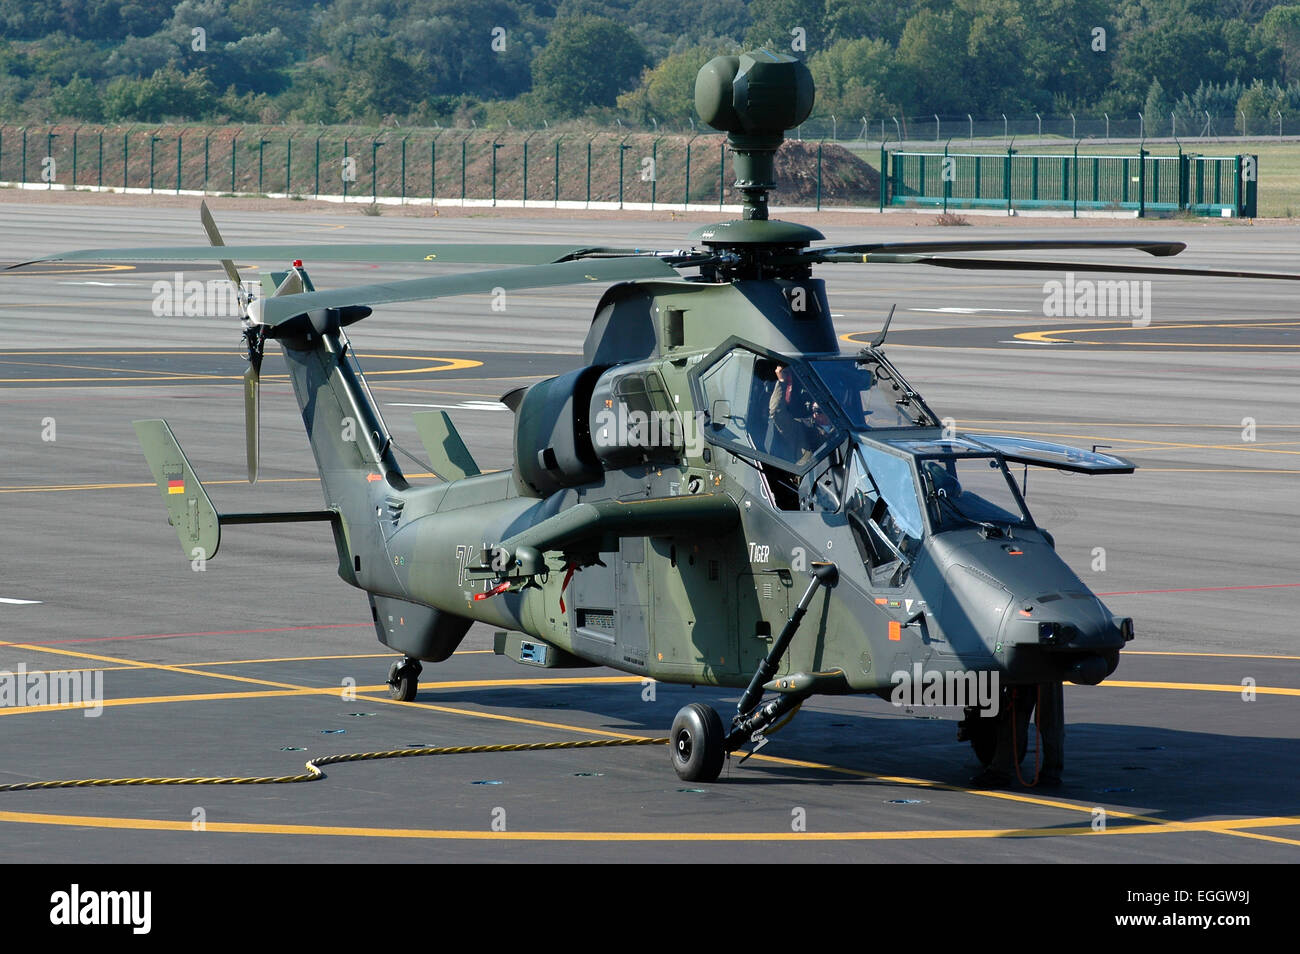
[24,52,1300,782]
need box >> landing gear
[959,702,1026,766]
[387,657,422,702]
[670,703,726,782]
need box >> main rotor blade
[259,256,680,328]
[199,200,243,288]
[865,254,1300,281]
[11,244,637,269]
[809,239,1186,261]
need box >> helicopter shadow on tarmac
[411,677,1298,819]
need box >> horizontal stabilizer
[133,420,221,561]
[412,410,481,481]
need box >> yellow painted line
[1103,680,1300,696]
[1140,468,1300,473]
[5,643,309,692]
[1217,828,1300,847]
[1014,321,1300,348]
[1124,650,1300,661]
[957,420,1300,429]
[3,264,137,276]
[2,647,1294,844]
[0,351,481,383]
[0,810,1294,843]
[0,685,363,716]
[0,649,496,674]
[0,473,442,494]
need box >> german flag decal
[167,479,185,495]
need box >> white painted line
[0,598,42,605]
[388,402,508,411]
[57,281,139,287]
[908,307,1032,315]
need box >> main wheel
[670,703,725,782]
[968,714,1028,766]
[387,659,420,702]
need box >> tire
[387,660,418,702]
[968,712,1028,766]
[670,703,725,782]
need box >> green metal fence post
[942,141,948,214]
[461,136,467,203]
[230,128,239,193]
[522,131,533,205]
[554,136,562,205]
[314,134,321,198]
[1072,141,1079,218]
[816,141,823,211]
[285,136,292,196]
[879,141,886,211]
[491,138,502,206]
[685,134,698,207]
[97,131,103,188]
[72,124,81,187]
[974,154,981,200]
[258,137,269,194]
[175,131,182,193]
[46,129,57,189]
[1137,146,1146,218]
[618,136,630,209]
[0,125,5,182]
[148,132,158,192]
[122,127,130,191]
[719,140,726,209]
[1030,155,1038,202]
[371,138,384,203]
[586,138,592,206]
[399,135,407,202]
[21,127,28,184]
[431,132,439,202]
[203,132,210,193]
[1004,145,1013,214]
[650,137,660,207]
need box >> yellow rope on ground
[0,737,670,791]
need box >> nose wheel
[670,703,725,782]
[387,658,422,702]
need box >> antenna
[869,304,897,348]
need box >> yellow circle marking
[1015,320,1300,348]
[0,350,480,383]
[3,643,1296,845]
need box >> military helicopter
[24,51,1300,783]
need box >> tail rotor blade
[199,200,245,299]
[243,361,260,484]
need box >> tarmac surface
[0,202,1296,862]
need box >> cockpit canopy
[691,343,938,476]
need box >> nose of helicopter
[929,532,1132,685]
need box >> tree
[808,37,900,120]
[531,16,647,116]
[618,45,723,124]
[1259,4,1300,80]
[744,0,824,56]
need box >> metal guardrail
[883,148,1257,217]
